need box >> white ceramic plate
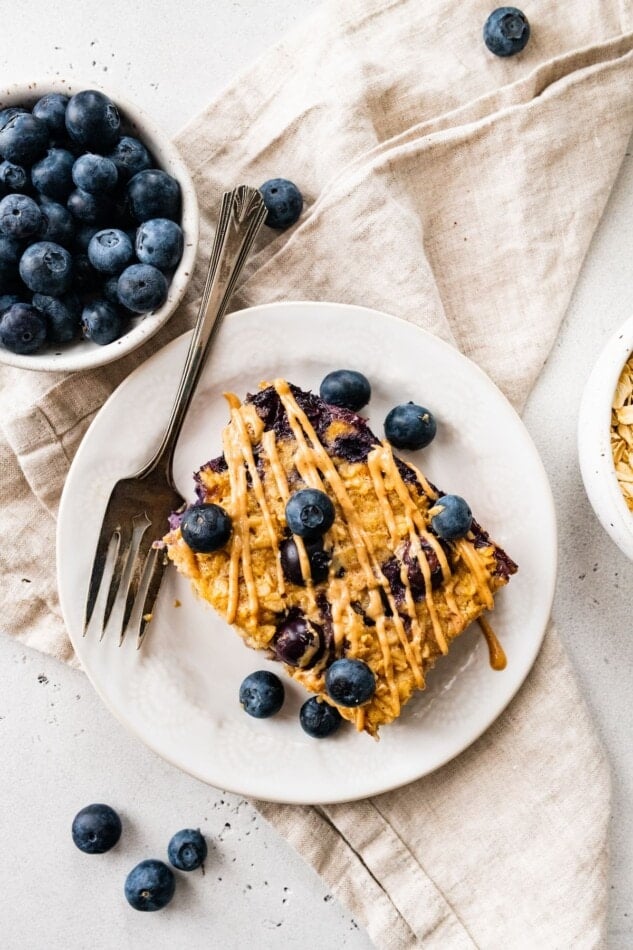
[57,301,556,804]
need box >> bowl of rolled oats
[579,314,633,561]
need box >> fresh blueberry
[73,223,99,253]
[0,233,21,267]
[124,859,175,912]
[0,107,28,129]
[31,148,75,201]
[285,488,335,540]
[384,402,436,450]
[103,273,121,305]
[0,194,42,239]
[71,803,122,854]
[66,187,114,225]
[0,113,48,165]
[299,697,342,738]
[19,241,73,295]
[273,615,323,668]
[72,253,101,293]
[0,293,19,315]
[117,262,168,313]
[259,178,303,229]
[430,494,472,540]
[320,370,371,412]
[279,536,330,586]
[167,829,208,872]
[65,90,120,151]
[325,658,376,707]
[38,197,75,247]
[239,670,285,718]
[0,160,28,193]
[32,93,69,135]
[483,7,530,56]
[180,502,232,553]
[126,169,180,222]
[107,135,152,181]
[81,299,127,345]
[88,228,134,274]
[135,218,183,271]
[33,292,81,343]
[0,302,47,353]
[72,153,118,194]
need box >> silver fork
[83,184,268,648]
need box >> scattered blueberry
[81,299,126,345]
[124,859,175,912]
[0,303,46,353]
[117,262,168,312]
[167,829,208,872]
[430,494,472,540]
[483,7,530,56]
[384,402,436,450]
[126,169,181,222]
[0,160,28,193]
[239,670,285,718]
[72,153,118,194]
[180,502,232,553]
[0,293,19,315]
[279,536,330,586]
[135,218,183,271]
[38,197,75,247]
[32,93,69,135]
[88,228,134,274]
[0,107,27,129]
[107,135,152,181]
[0,112,48,164]
[65,90,120,151]
[31,148,75,201]
[325,658,376,707]
[273,615,323,668]
[259,178,303,229]
[0,194,42,239]
[66,187,114,225]
[285,488,335,540]
[320,370,371,412]
[33,292,81,343]
[299,697,343,738]
[19,241,73,295]
[71,803,122,854]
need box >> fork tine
[135,546,167,650]
[105,512,151,641]
[119,527,157,644]
[84,523,121,634]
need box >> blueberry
[279,536,330,586]
[0,293,19,315]
[38,197,75,247]
[0,107,28,129]
[117,262,168,313]
[126,169,180,222]
[180,502,232,553]
[239,670,285,718]
[67,187,114,225]
[65,90,120,151]
[88,228,133,274]
[0,303,46,353]
[483,7,530,56]
[81,299,127,345]
[19,241,73,295]
[320,370,371,412]
[71,803,122,854]
[0,193,42,239]
[259,178,303,229]
[73,223,99,253]
[32,93,69,135]
[0,160,28,193]
[31,148,75,200]
[299,697,342,738]
[103,273,120,305]
[285,488,335,540]
[0,233,21,267]
[107,135,152,181]
[430,494,472,540]
[167,829,208,872]
[73,253,101,293]
[273,615,322,668]
[384,402,436,450]
[72,153,118,194]
[325,658,376,707]
[135,218,183,271]
[124,859,175,912]
[33,292,81,343]
[0,113,48,165]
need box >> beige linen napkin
[2,0,633,945]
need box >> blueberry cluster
[0,89,183,356]
[71,803,207,912]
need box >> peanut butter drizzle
[477,615,507,670]
[223,416,258,622]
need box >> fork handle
[138,185,268,483]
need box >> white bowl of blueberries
[0,79,198,372]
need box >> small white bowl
[0,78,198,373]
[578,313,633,560]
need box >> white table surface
[1,2,632,948]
